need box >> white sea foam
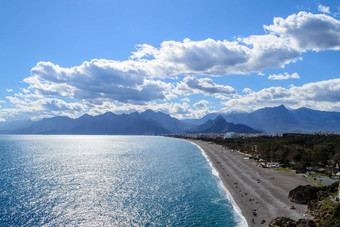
[187,140,248,227]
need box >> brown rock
[267,217,316,227]
[266,217,296,227]
[288,185,318,204]
[296,219,316,227]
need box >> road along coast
[189,139,313,226]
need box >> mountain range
[0,110,258,135]
[0,105,340,134]
[185,105,340,133]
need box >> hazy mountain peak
[3,106,340,135]
[188,114,260,134]
[79,113,92,119]
[142,109,156,114]
[215,115,226,121]
[276,104,287,110]
[102,112,115,117]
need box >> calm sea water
[0,135,244,226]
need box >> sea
[0,135,246,226]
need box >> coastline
[187,140,248,227]
[186,139,313,227]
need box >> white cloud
[240,34,301,72]
[175,76,236,96]
[242,88,253,94]
[268,72,300,80]
[155,38,251,75]
[318,4,330,14]
[25,60,173,105]
[127,12,340,78]
[6,89,13,92]
[132,36,302,76]
[264,11,340,51]
[132,12,340,76]
[193,100,209,109]
[181,97,190,102]
[213,94,231,100]
[130,44,159,59]
[222,78,340,112]
[0,91,86,121]
[2,11,340,121]
[21,12,340,105]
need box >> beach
[189,139,313,226]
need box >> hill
[188,115,261,134]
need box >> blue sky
[1,0,340,121]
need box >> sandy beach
[189,139,313,227]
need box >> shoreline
[187,140,248,227]
[187,139,313,227]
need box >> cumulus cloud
[242,88,254,94]
[22,12,340,104]
[131,12,340,76]
[268,72,300,80]
[240,34,301,72]
[130,44,159,60]
[3,11,340,121]
[155,38,251,75]
[0,91,86,121]
[152,101,210,119]
[132,36,301,76]
[25,60,173,105]
[318,4,330,14]
[6,89,13,92]
[85,100,209,120]
[264,11,340,51]
[181,97,190,102]
[222,78,340,112]
[175,76,236,96]
[193,100,209,109]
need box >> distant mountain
[226,105,298,133]
[10,111,172,135]
[139,109,194,133]
[3,110,197,135]
[70,113,169,135]
[291,107,340,132]
[188,116,261,134]
[3,106,338,135]
[15,116,76,134]
[182,110,245,125]
[182,113,222,125]
[186,105,340,133]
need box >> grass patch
[309,172,328,178]
[321,196,337,209]
[309,178,325,187]
[273,167,291,172]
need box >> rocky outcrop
[286,182,340,226]
[266,217,316,227]
[288,183,339,204]
[288,185,319,204]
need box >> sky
[1,0,340,121]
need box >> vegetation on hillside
[178,133,340,173]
